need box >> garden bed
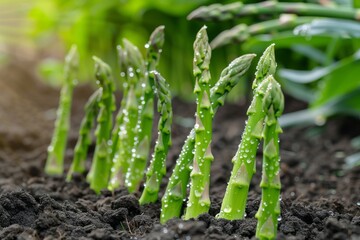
[0,60,359,240]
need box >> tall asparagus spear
[89,57,116,193]
[66,89,101,181]
[125,26,165,193]
[217,44,276,220]
[109,45,130,164]
[139,71,172,204]
[255,75,284,240]
[45,46,78,176]
[184,26,214,220]
[108,39,144,191]
[188,1,360,22]
[160,53,256,224]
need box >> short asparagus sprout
[255,75,284,240]
[184,26,214,220]
[45,45,78,176]
[126,26,165,193]
[108,39,144,191]
[160,53,256,224]
[88,57,116,193]
[139,71,172,205]
[66,89,101,181]
[217,44,276,220]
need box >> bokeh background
[1,0,360,167]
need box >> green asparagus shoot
[139,71,172,205]
[88,57,116,193]
[125,26,165,193]
[184,26,214,220]
[217,44,276,220]
[210,15,315,49]
[255,75,284,240]
[188,1,360,22]
[160,53,256,224]
[66,89,101,181]
[109,45,130,165]
[108,39,145,191]
[45,45,78,176]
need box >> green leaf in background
[279,87,360,127]
[291,45,328,65]
[313,50,360,107]
[279,49,360,108]
[294,18,360,38]
[281,80,316,103]
[279,67,331,84]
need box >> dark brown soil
[0,60,359,240]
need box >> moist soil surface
[0,60,359,240]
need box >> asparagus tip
[254,43,277,89]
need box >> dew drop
[223,207,232,213]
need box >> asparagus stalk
[217,44,276,220]
[188,1,360,22]
[184,26,214,220]
[109,45,130,164]
[139,71,172,204]
[108,39,144,191]
[160,53,256,224]
[125,26,165,193]
[89,57,116,193]
[45,46,78,176]
[66,89,101,181]
[255,75,284,240]
[211,15,315,49]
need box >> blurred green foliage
[28,0,245,98]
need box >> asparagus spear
[188,1,360,22]
[108,39,144,191]
[125,26,165,193]
[184,26,214,220]
[160,53,256,224]
[210,15,314,49]
[139,71,172,204]
[89,57,116,193]
[109,45,130,164]
[45,46,78,176]
[255,75,284,240]
[217,44,276,220]
[66,89,101,181]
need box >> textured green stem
[188,1,360,22]
[217,44,277,220]
[89,57,116,194]
[126,26,165,193]
[45,46,78,176]
[184,26,214,220]
[256,75,284,240]
[160,53,256,224]
[140,72,172,204]
[66,89,100,181]
[108,39,144,191]
[211,15,315,49]
[109,45,130,163]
